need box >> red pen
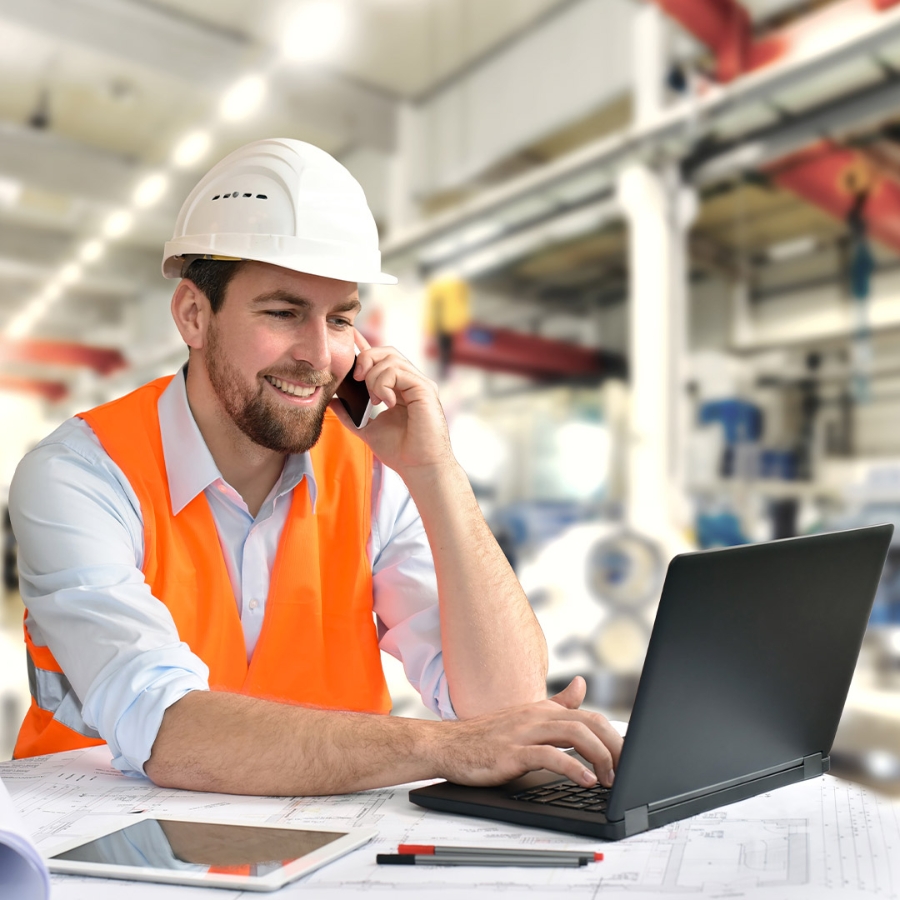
[398,844,603,862]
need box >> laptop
[410,524,893,840]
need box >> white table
[2,745,899,900]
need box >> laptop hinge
[624,805,649,837]
[645,755,809,814]
[804,752,827,778]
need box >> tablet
[45,814,376,892]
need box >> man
[11,138,621,795]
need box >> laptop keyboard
[511,781,610,814]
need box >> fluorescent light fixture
[0,175,22,207]
[219,74,267,122]
[282,1,347,62]
[58,262,83,285]
[5,311,37,340]
[4,295,50,339]
[459,221,504,248]
[40,282,63,303]
[172,130,211,168]
[30,295,54,317]
[133,172,168,209]
[420,237,461,265]
[79,239,105,263]
[767,235,818,261]
[103,209,133,239]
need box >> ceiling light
[219,75,267,122]
[766,235,818,262]
[4,294,50,339]
[172,130,211,168]
[79,239,105,263]
[133,172,168,209]
[103,209,133,239]
[58,262,82,285]
[282,1,347,62]
[0,175,22,207]
[5,311,38,341]
[30,295,54,317]
[40,283,63,303]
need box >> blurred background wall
[2,0,900,789]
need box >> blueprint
[2,745,899,899]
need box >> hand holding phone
[335,345,373,429]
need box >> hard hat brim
[162,238,398,285]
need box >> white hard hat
[162,138,397,285]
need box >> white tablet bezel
[44,813,376,892]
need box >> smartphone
[335,346,373,429]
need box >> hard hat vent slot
[210,192,269,200]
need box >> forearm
[146,681,624,796]
[402,460,548,717]
[145,690,445,795]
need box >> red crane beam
[653,0,782,81]
[427,324,624,380]
[767,142,900,255]
[654,0,897,83]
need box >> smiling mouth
[264,375,318,398]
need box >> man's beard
[205,322,336,454]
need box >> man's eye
[330,318,352,328]
[265,310,294,319]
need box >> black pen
[377,854,586,867]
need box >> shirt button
[249,598,259,610]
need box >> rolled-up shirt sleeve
[369,460,456,720]
[9,421,210,777]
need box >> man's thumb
[549,675,587,709]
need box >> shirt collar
[158,368,318,516]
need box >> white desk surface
[2,745,899,900]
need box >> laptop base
[410,752,829,840]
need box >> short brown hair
[181,258,245,313]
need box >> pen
[377,854,586,867]
[398,844,604,862]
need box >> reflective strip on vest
[26,652,100,740]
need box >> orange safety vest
[15,375,390,759]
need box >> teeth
[266,376,316,398]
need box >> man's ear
[171,279,210,350]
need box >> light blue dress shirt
[10,371,454,776]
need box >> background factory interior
[1,0,900,789]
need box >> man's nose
[291,321,332,371]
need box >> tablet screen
[51,818,346,879]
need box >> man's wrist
[399,457,467,498]
[405,716,450,780]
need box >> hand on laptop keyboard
[434,676,622,790]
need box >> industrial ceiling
[1,0,900,402]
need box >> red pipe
[0,376,67,402]
[0,339,127,375]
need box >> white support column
[633,2,668,129]
[618,163,696,541]
[387,102,423,236]
[731,278,754,349]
